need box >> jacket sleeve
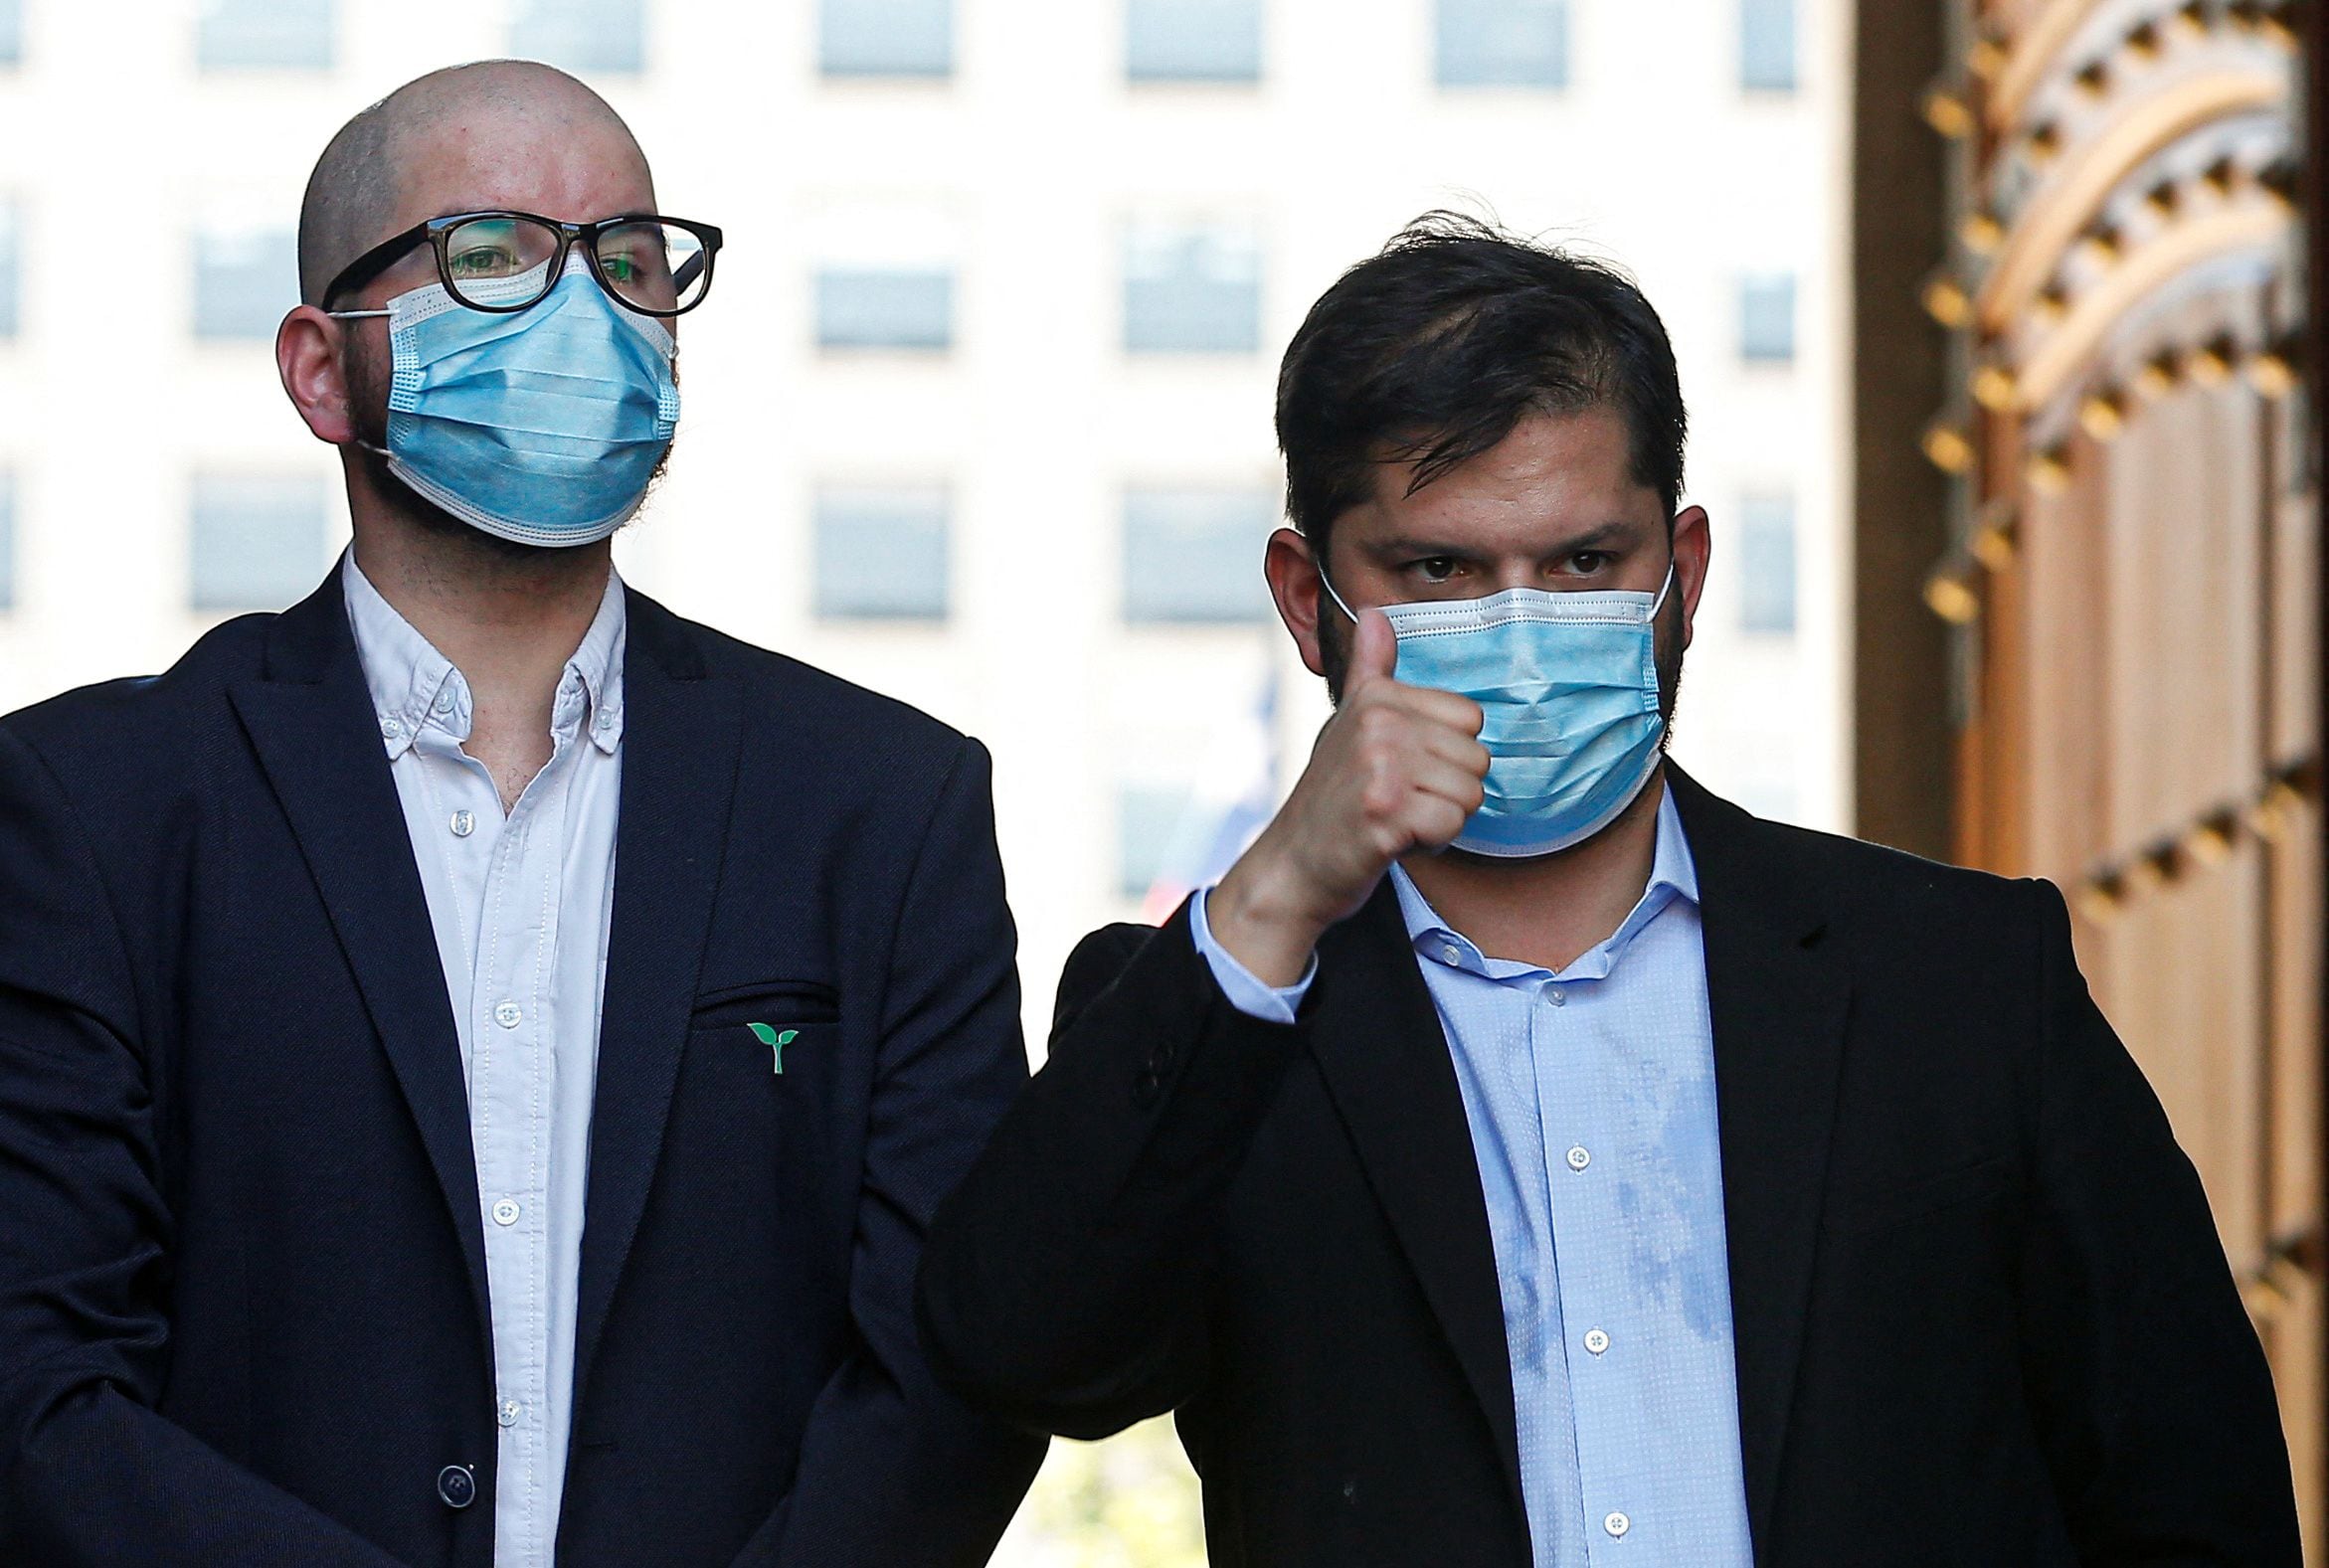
[732,738,1047,1568]
[914,888,1311,1441]
[2014,877,2301,1565]
[0,727,408,1565]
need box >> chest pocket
[1825,1155,2018,1242]
[682,981,845,1197]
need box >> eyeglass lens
[441,215,710,314]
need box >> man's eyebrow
[1542,520,1640,553]
[1366,536,1491,559]
[1367,520,1643,558]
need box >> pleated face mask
[333,253,680,548]
[1324,566,1674,858]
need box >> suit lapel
[570,590,741,1402]
[229,576,491,1339]
[1309,884,1525,1513]
[1667,769,1851,1554]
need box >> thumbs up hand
[1208,608,1490,987]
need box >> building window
[1127,0,1262,83]
[194,226,297,341]
[197,0,335,70]
[1123,486,1273,623]
[1118,783,1192,898]
[813,484,950,619]
[0,0,23,68]
[1738,491,1797,634]
[1739,272,1796,364]
[0,472,15,611]
[1124,223,1260,355]
[820,0,953,78]
[1436,0,1567,88]
[815,266,954,351]
[509,0,644,74]
[1740,0,1796,91]
[0,200,18,340]
[191,475,330,611]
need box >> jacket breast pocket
[1826,1155,2019,1243]
[690,979,840,1033]
[687,981,840,1094]
[680,985,846,1207]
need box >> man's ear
[1670,504,1711,652]
[1264,526,1333,678]
[275,305,359,446]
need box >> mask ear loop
[318,305,393,456]
[1650,561,1677,618]
[1316,567,1360,624]
[1300,527,1364,624]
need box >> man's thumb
[1348,608,1398,691]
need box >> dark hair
[1275,213,1688,558]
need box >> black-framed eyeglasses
[323,210,723,317]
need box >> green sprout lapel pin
[747,1023,798,1074]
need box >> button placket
[468,749,585,1567]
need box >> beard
[341,327,671,561]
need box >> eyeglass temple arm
[673,251,707,293]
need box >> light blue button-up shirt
[346,555,626,1568]
[1191,784,1753,1566]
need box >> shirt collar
[1388,780,1700,981]
[340,551,627,760]
[561,571,628,756]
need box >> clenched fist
[1208,608,1490,986]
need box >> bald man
[0,62,1043,1568]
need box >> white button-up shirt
[344,554,626,1568]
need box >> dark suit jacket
[0,574,1045,1566]
[918,769,2298,1566]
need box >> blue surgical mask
[1322,567,1674,858]
[331,254,680,548]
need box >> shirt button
[1547,986,1567,1007]
[493,1000,522,1029]
[491,1198,521,1227]
[449,809,475,838]
[497,1399,521,1428]
[1440,943,1461,964]
[1604,1510,1631,1539]
[380,717,404,740]
[1566,1145,1592,1171]
[1584,1327,1611,1355]
[432,688,456,717]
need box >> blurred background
[0,0,2317,1560]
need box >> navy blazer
[0,573,1045,1566]
[920,769,2298,1565]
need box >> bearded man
[0,61,1042,1568]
